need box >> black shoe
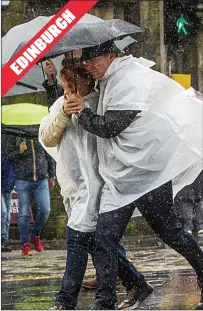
[117,282,154,310]
[196,303,203,310]
[195,289,203,310]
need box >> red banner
[2,0,98,97]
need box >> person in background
[1,133,16,252]
[8,137,56,256]
[174,171,203,236]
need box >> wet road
[1,237,202,310]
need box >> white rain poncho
[39,91,103,232]
[96,55,202,213]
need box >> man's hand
[62,94,85,117]
[49,178,56,191]
[44,60,57,85]
[19,141,27,153]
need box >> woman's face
[60,70,90,97]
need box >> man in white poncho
[39,62,154,310]
[65,41,203,310]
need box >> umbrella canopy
[42,19,143,60]
[2,13,103,65]
[11,19,143,62]
[4,36,135,97]
[3,55,64,97]
[2,103,48,138]
[3,14,136,97]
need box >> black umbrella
[11,19,144,61]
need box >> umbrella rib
[16,81,38,90]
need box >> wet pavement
[1,236,203,310]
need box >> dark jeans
[94,181,203,308]
[55,227,145,309]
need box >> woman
[39,61,151,310]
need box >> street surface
[1,236,202,310]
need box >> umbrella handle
[71,51,77,94]
[40,61,46,80]
[52,75,59,99]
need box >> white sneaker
[198,229,203,235]
[187,230,192,234]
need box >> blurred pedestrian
[174,171,203,235]
[8,137,56,256]
[1,134,16,252]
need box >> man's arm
[7,140,31,163]
[78,109,141,138]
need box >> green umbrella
[2,103,48,138]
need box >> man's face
[83,53,115,80]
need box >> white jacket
[96,55,202,213]
[39,91,103,232]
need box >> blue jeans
[15,179,50,245]
[1,192,12,241]
[55,227,145,309]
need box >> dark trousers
[94,181,203,308]
[55,227,145,309]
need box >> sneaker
[49,303,75,310]
[195,287,203,310]
[187,230,192,234]
[196,302,203,310]
[198,229,203,235]
[117,282,154,310]
[49,305,66,310]
[21,242,32,256]
[30,236,44,252]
